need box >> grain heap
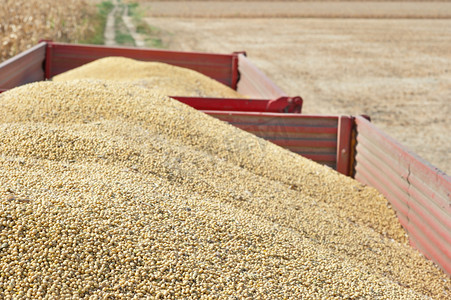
[52,57,244,98]
[0,80,448,299]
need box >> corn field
[0,0,96,62]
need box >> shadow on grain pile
[0,80,448,298]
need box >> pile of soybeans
[0,62,449,299]
[52,57,244,98]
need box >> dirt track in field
[143,1,451,174]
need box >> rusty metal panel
[206,112,339,168]
[236,54,287,99]
[354,116,451,275]
[46,42,238,88]
[0,42,46,89]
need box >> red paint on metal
[408,176,451,228]
[409,232,451,280]
[232,124,337,134]
[266,96,303,113]
[46,42,238,88]
[356,124,450,224]
[265,139,336,148]
[300,153,336,163]
[236,53,288,99]
[395,212,411,236]
[172,96,302,113]
[355,142,410,198]
[354,116,451,276]
[230,54,240,90]
[44,42,53,80]
[0,42,46,89]
[205,111,339,168]
[356,123,450,229]
[353,159,451,273]
[355,148,450,248]
[336,116,353,176]
[406,193,451,250]
[409,162,450,210]
[355,124,451,247]
[354,151,410,217]
[408,219,451,277]
[355,116,450,189]
[394,211,450,279]
[356,132,410,180]
[207,111,339,121]
[0,42,295,106]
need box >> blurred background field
[143,1,451,18]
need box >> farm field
[143,1,451,174]
[144,1,451,18]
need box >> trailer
[0,41,302,112]
[0,41,449,276]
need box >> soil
[142,1,451,174]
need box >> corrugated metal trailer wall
[353,116,451,275]
[236,53,288,99]
[207,112,346,171]
[43,42,241,90]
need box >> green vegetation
[127,2,141,20]
[127,2,165,48]
[81,1,114,45]
[80,0,164,48]
[115,13,135,46]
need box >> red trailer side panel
[354,116,451,276]
[0,42,298,104]
[172,96,302,113]
[205,112,340,169]
[236,53,287,99]
[0,42,46,90]
[45,42,239,88]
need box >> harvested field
[0,0,96,62]
[144,1,451,18]
[144,2,451,174]
[0,80,449,298]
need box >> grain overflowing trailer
[0,41,303,113]
[0,42,449,276]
